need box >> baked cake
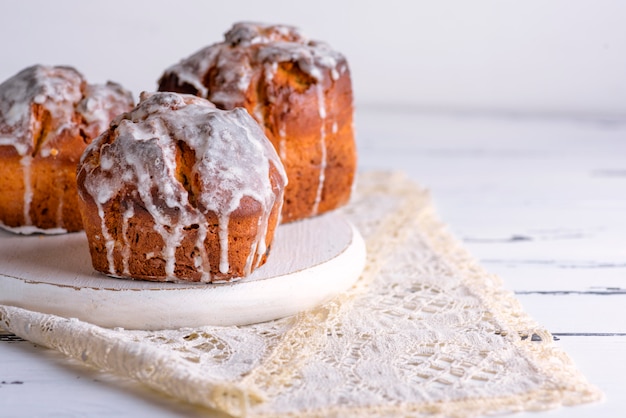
[0,65,134,234]
[158,22,356,223]
[76,91,287,282]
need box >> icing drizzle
[162,22,345,109]
[79,92,287,281]
[311,85,327,216]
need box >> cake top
[0,65,83,156]
[160,22,348,108]
[80,91,287,226]
[224,22,306,46]
[77,82,136,141]
[0,65,133,157]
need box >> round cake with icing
[76,91,287,283]
[158,22,356,223]
[0,65,134,234]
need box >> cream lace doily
[0,172,602,417]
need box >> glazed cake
[158,22,357,223]
[76,91,287,283]
[0,65,133,233]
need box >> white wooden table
[1,107,624,417]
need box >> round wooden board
[0,212,365,330]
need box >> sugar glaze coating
[165,22,345,107]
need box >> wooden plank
[2,332,623,418]
[514,294,626,334]
[513,335,626,418]
[358,109,626,296]
[0,338,215,417]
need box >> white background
[1,0,625,117]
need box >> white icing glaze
[77,82,134,140]
[0,65,133,234]
[311,85,327,216]
[97,202,116,275]
[0,222,67,235]
[238,120,276,274]
[255,42,338,83]
[164,47,219,98]
[19,156,33,225]
[79,92,287,281]
[218,213,230,274]
[121,205,135,276]
[193,223,210,281]
[225,22,306,46]
[161,22,345,109]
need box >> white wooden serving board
[0,212,366,330]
